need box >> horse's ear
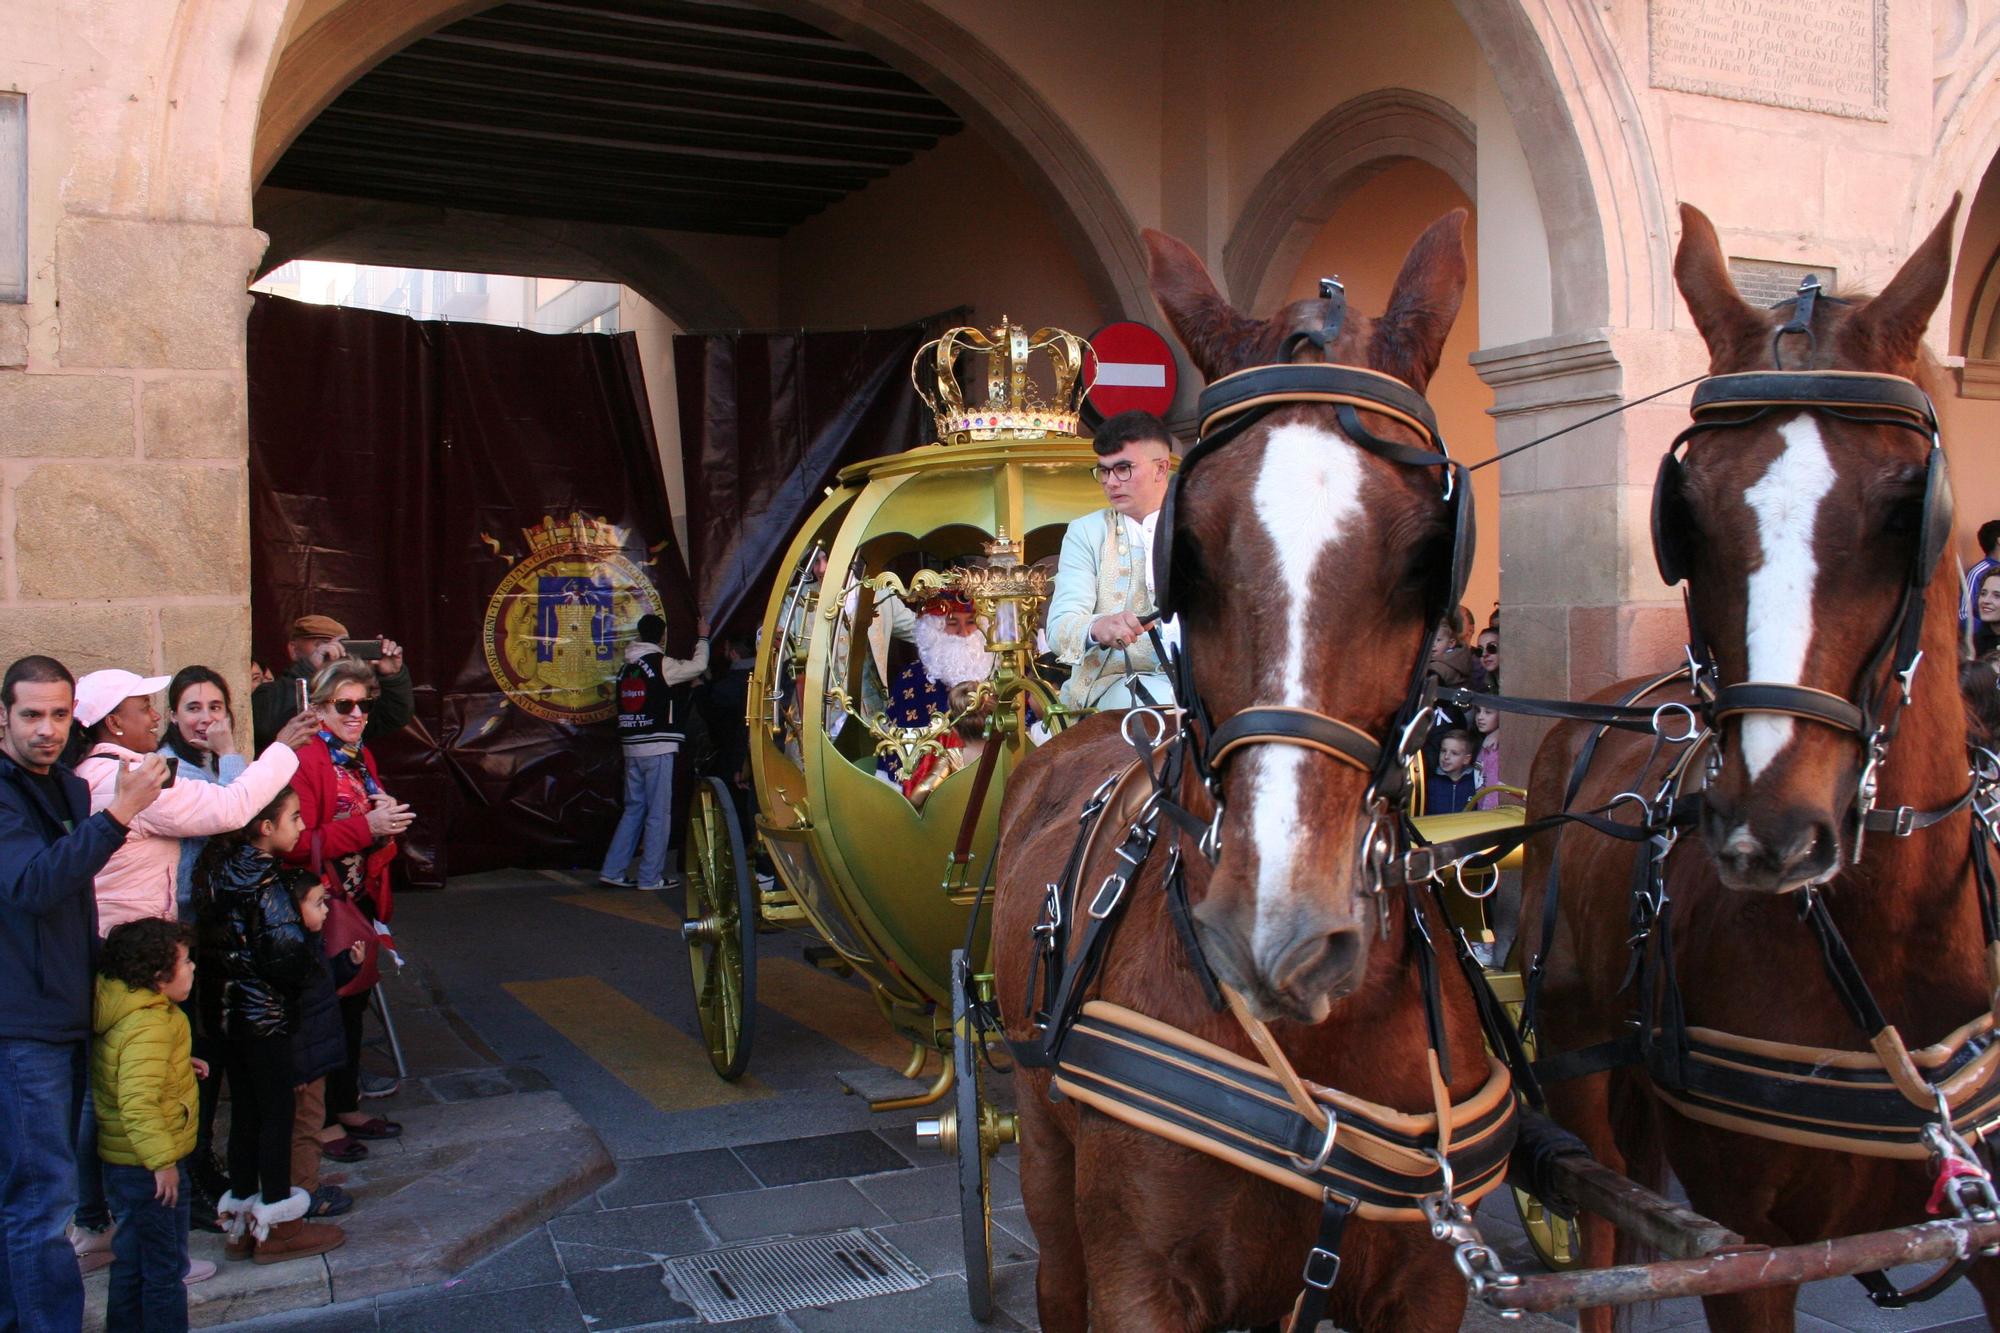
[1369,208,1467,394]
[1839,194,1962,370]
[1674,204,1765,368]
[1144,228,1263,381]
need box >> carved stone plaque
[1649,0,1887,121]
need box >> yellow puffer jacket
[91,976,198,1170]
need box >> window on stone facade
[0,93,23,304]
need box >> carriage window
[765,543,825,763]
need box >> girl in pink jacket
[72,670,313,935]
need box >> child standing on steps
[93,918,204,1332]
[193,788,346,1264]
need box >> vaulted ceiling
[265,0,964,238]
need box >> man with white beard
[880,592,993,800]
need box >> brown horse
[991,212,1492,1332]
[1523,197,2000,1331]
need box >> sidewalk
[83,955,615,1328]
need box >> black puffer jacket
[291,939,355,1086]
[194,843,318,1039]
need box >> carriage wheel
[683,777,757,1080]
[951,949,999,1322]
[1505,1006,1585,1271]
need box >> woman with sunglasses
[284,661,412,1148]
[1473,629,1498,691]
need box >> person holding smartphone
[65,669,314,1269]
[250,616,412,752]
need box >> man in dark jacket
[250,614,414,751]
[599,613,708,891]
[0,655,165,1332]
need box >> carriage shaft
[1487,1216,2000,1312]
[1548,1149,1742,1259]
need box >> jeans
[103,1162,188,1333]
[0,1037,85,1333]
[599,750,676,886]
[74,1088,106,1230]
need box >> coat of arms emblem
[480,513,666,724]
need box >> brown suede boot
[251,1217,345,1264]
[247,1188,345,1264]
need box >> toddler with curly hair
[93,917,206,1331]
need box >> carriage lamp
[954,532,1048,684]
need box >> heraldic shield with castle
[481,513,667,724]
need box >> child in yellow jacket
[94,918,206,1332]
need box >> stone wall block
[0,605,152,676]
[1499,486,1622,608]
[0,373,134,457]
[143,378,247,458]
[0,306,26,369]
[15,463,246,598]
[160,603,251,705]
[56,219,265,370]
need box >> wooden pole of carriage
[1487,1214,2000,1313]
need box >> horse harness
[1521,304,2000,1307]
[999,335,1526,1325]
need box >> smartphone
[160,756,178,789]
[342,638,385,661]
[296,678,310,714]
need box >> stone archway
[1224,90,1475,317]
[255,0,1152,324]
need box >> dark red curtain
[248,293,692,887]
[676,317,956,632]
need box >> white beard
[914,614,995,686]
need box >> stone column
[1470,326,1707,781]
[0,0,270,699]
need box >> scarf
[319,730,382,798]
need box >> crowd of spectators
[0,612,416,1331]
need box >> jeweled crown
[913,318,1090,444]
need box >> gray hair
[309,659,375,706]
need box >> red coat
[285,738,397,923]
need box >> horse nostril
[1778,822,1838,880]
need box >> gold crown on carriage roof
[913,317,1090,445]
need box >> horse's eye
[1883,495,1924,540]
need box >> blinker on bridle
[1653,273,1958,855]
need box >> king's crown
[913,318,1090,445]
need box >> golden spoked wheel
[1506,1007,1585,1271]
[951,949,996,1322]
[683,776,756,1080]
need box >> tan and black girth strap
[1647,1014,2000,1160]
[1052,1001,1517,1220]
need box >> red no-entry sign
[1086,321,1178,420]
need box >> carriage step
[803,944,854,977]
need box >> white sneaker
[634,881,666,892]
[183,1258,217,1285]
[598,874,635,889]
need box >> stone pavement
[201,870,1991,1332]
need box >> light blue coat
[1046,507,1174,711]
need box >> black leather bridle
[1650,304,1958,853]
[1147,346,1474,884]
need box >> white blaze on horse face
[1246,423,1365,965]
[1739,415,1837,781]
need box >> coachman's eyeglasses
[1096,456,1168,482]
[330,698,375,716]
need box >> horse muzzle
[1191,895,1369,1024]
[1701,797,1841,893]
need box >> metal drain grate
[664,1229,926,1322]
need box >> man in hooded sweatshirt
[599,613,709,891]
